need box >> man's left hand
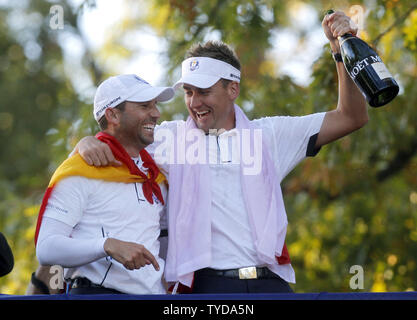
[322,11,358,52]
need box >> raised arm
[316,11,368,148]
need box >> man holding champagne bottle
[67,11,368,293]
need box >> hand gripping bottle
[327,10,399,107]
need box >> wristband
[31,272,50,294]
[332,52,343,63]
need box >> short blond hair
[186,41,241,71]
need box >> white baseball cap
[173,57,241,89]
[93,74,175,122]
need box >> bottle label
[349,55,391,80]
[371,62,392,80]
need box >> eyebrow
[183,85,210,92]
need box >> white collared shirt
[147,112,325,283]
[36,156,167,294]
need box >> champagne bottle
[327,10,399,107]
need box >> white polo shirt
[148,112,325,283]
[38,157,167,294]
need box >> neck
[103,130,143,158]
[214,104,236,132]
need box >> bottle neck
[337,33,358,49]
[338,33,355,40]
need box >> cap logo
[134,75,149,84]
[95,96,121,118]
[189,59,199,71]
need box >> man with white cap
[35,74,174,294]
[74,12,368,293]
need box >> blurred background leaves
[0,0,416,294]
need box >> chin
[138,136,154,148]
[144,138,154,147]
[197,124,210,134]
[194,120,212,133]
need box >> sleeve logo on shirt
[46,204,68,214]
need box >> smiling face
[183,80,239,133]
[106,99,160,156]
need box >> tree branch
[376,138,417,182]
[372,4,417,47]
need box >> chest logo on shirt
[152,194,161,205]
[134,183,161,205]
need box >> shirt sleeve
[36,217,107,267]
[255,112,326,182]
[37,176,108,267]
[42,176,91,227]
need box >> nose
[149,101,161,119]
[188,92,203,109]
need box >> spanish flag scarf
[34,132,166,245]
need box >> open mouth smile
[143,124,155,132]
[196,110,211,119]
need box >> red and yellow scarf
[34,132,166,245]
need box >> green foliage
[0,0,94,294]
[1,0,416,294]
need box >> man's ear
[104,108,120,125]
[227,81,240,101]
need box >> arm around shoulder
[73,136,121,167]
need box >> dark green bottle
[327,10,399,107]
